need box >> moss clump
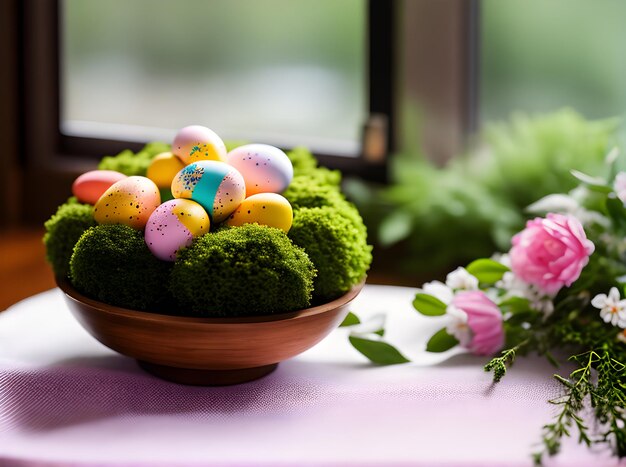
[98,142,170,176]
[70,224,173,311]
[286,147,341,187]
[43,201,97,278]
[283,176,344,209]
[171,224,316,316]
[289,206,371,301]
[287,147,318,174]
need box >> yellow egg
[94,176,161,229]
[224,193,293,233]
[146,152,186,188]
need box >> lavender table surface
[0,284,621,467]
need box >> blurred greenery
[345,110,620,277]
[482,0,626,128]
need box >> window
[481,0,626,130]
[10,0,475,223]
[62,0,366,156]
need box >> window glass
[62,0,365,155]
[481,0,626,124]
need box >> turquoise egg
[171,161,246,223]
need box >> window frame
[9,0,478,224]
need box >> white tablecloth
[0,285,621,466]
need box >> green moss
[43,201,97,279]
[170,224,316,316]
[70,224,173,311]
[283,176,342,209]
[286,147,341,186]
[98,142,170,176]
[289,206,371,301]
[287,147,318,174]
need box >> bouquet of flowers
[345,149,626,463]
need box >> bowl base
[138,361,278,386]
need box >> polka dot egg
[226,144,293,197]
[225,193,293,233]
[171,160,246,223]
[93,176,161,229]
[145,199,210,261]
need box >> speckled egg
[146,152,186,188]
[226,144,293,197]
[72,170,127,205]
[224,193,293,233]
[145,199,210,261]
[94,176,161,229]
[171,160,246,223]
[172,125,227,165]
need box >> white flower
[348,313,386,338]
[446,267,479,291]
[591,287,626,327]
[497,271,555,316]
[614,172,626,205]
[492,253,511,268]
[445,305,472,347]
[617,330,626,344]
[526,192,609,227]
[420,280,454,305]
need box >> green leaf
[340,312,361,327]
[466,259,510,283]
[348,336,410,365]
[498,296,531,314]
[412,293,447,316]
[605,196,626,229]
[426,328,459,352]
[378,210,413,247]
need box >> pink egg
[226,144,293,197]
[72,170,127,205]
[145,199,210,261]
[172,125,227,165]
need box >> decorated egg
[72,170,127,205]
[172,125,227,165]
[145,199,210,261]
[224,193,293,233]
[146,152,185,188]
[94,176,161,229]
[226,144,293,197]
[171,160,246,223]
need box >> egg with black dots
[224,193,293,233]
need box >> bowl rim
[56,278,365,324]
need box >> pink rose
[449,291,504,356]
[510,213,594,295]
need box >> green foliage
[425,328,459,353]
[98,142,170,176]
[462,109,618,209]
[484,344,524,383]
[340,312,361,327]
[345,109,617,274]
[348,336,410,365]
[466,259,510,284]
[289,206,372,301]
[43,201,97,278]
[70,224,173,311]
[412,294,447,316]
[170,224,316,316]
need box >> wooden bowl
[57,279,363,386]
